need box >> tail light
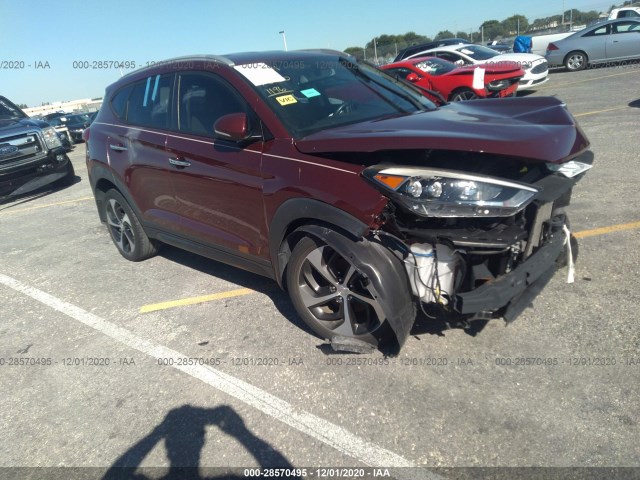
[83,126,90,142]
[547,43,559,51]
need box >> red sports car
[382,56,524,103]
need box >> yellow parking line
[138,221,640,314]
[537,69,640,90]
[0,196,94,215]
[574,221,640,239]
[139,288,256,313]
[574,105,629,117]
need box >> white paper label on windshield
[460,49,474,55]
[234,63,286,86]
[472,67,485,90]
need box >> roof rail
[120,54,234,80]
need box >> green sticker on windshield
[300,88,321,98]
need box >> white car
[407,44,549,91]
[608,7,640,19]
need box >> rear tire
[286,235,390,345]
[102,189,158,262]
[564,51,587,71]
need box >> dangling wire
[563,224,575,284]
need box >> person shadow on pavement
[102,404,302,480]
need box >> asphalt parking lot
[1,66,639,479]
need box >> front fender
[270,198,371,288]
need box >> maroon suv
[85,50,592,351]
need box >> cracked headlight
[487,80,509,90]
[42,127,62,149]
[364,167,539,218]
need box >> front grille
[0,131,45,170]
[531,62,549,74]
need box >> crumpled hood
[295,97,589,164]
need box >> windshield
[455,45,500,61]
[66,114,90,124]
[234,55,435,138]
[413,58,457,76]
[0,96,27,121]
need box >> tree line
[343,5,627,62]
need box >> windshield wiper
[396,78,448,105]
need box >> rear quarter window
[110,86,132,119]
[127,74,173,129]
[110,74,174,129]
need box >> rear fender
[88,163,142,223]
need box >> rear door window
[612,20,640,33]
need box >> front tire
[56,159,76,188]
[449,88,480,102]
[564,51,587,71]
[286,235,389,345]
[103,189,158,262]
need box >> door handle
[109,144,127,152]
[169,157,191,168]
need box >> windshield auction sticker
[275,95,297,106]
[300,88,321,98]
[234,63,286,86]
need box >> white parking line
[0,273,440,480]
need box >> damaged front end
[362,148,593,338]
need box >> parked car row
[401,44,549,90]
[396,19,640,78]
[545,18,640,71]
[43,112,93,143]
[381,56,523,103]
[84,50,591,352]
[0,96,75,200]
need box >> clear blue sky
[1,0,612,106]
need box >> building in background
[24,98,102,118]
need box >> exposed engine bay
[362,148,592,323]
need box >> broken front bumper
[454,229,565,315]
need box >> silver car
[545,18,640,71]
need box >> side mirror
[214,113,251,143]
[455,59,465,66]
[406,73,420,82]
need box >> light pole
[279,30,288,51]
[373,37,378,65]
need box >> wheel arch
[449,87,480,102]
[564,50,589,70]
[89,165,142,224]
[287,223,416,350]
[269,198,370,289]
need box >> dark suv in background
[0,96,75,200]
[85,51,592,352]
